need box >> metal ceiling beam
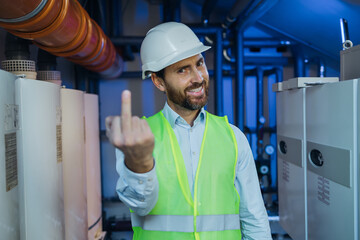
[235,30,245,130]
[235,0,279,31]
[256,20,339,61]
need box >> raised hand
[105,90,154,173]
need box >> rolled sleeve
[115,149,159,216]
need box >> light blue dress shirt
[116,102,272,239]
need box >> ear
[151,73,166,92]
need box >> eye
[177,68,186,74]
[197,59,204,67]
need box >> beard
[164,80,209,110]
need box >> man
[106,22,272,239]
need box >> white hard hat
[140,22,211,79]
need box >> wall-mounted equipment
[15,78,65,239]
[84,93,105,239]
[306,78,359,240]
[61,88,88,240]
[0,69,20,240]
[275,83,307,240]
[273,77,339,240]
[2,32,65,239]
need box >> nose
[191,68,203,83]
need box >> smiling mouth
[186,85,205,97]
[188,86,203,93]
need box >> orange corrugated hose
[0,0,123,79]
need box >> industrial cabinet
[0,70,19,240]
[276,88,307,240]
[306,79,359,240]
[84,93,103,239]
[15,78,64,239]
[275,77,339,240]
[61,88,88,240]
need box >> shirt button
[148,178,153,182]
[138,180,143,184]
[192,152,196,156]
[190,129,193,132]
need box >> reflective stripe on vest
[131,213,240,232]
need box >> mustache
[185,81,205,91]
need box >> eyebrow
[175,57,204,72]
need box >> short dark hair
[154,69,165,80]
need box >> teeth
[189,86,202,92]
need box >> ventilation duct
[61,88,88,239]
[0,69,20,240]
[0,0,123,79]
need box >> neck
[167,101,201,126]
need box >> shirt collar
[161,101,206,128]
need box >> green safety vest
[132,111,241,240]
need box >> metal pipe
[222,0,252,29]
[96,0,108,34]
[257,67,264,125]
[275,67,283,83]
[295,54,305,77]
[318,59,326,77]
[214,29,223,116]
[0,0,123,79]
[162,0,181,22]
[340,18,350,46]
[256,67,264,156]
[0,0,45,23]
[110,0,122,37]
[201,0,218,26]
[235,30,245,130]
[223,48,235,63]
[274,67,282,139]
[340,18,353,50]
